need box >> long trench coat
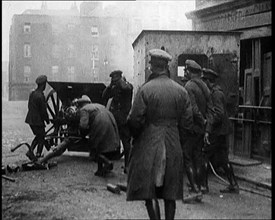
[79,103,120,154]
[126,74,193,201]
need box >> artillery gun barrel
[38,138,72,164]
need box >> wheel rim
[45,89,64,146]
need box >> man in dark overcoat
[126,49,193,220]
[182,60,214,201]
[25,75,49,159]
[202,68,239,193]
[102,70,133,173]
[77,95,121,177]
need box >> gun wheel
[45,89,65,146]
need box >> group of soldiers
[25,48,239,220]
[25,70,133,177]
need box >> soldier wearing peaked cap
[201,68,239,194]
[102,70,133,174]
[126,48,193,219]
[185,59,202,72]
[180,60,214,202]
[146,49,173,81]
[25,75,50,160]
[202,68,218,80]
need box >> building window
[52,66,59,75]
[24,65,31,82]
[24,44,31,58]
[91,26,98,37]
[67,66,75,81]
[24,23,31,33]
[68,44,75,58]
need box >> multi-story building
[9,1,192,101]
[9,3,127,100]
[186,0,272,162]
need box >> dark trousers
[204,134,229,168]
[30,125,46,155]
[118,124,131,169]
[203,134,238,187]
[182,133,204,190]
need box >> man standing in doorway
[102,70,133,174]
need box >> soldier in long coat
[202,68,239,193]
[102,70,133,173]
[78,95,121,177]
[127,49,193,220]
[25,75,49,159]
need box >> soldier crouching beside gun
[37,95,121,177]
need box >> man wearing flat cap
[201,68,239,193]
[181,60,214,202]
[102,70,133,174]
[25,75,49,160]
[126,48,193,219]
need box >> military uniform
[25,75,49,158]
[181,60,213,198]
[78,96,120,177]
[201,68,239,193]
[102,70,133,173]
[127,49,193,220]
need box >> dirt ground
[2,101,272,220]
[2,101,148,220]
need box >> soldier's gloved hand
[204,132,210,145]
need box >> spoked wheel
[45,89,65,146]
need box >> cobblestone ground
[2,101,272,220]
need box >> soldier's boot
[220,163,239,194]
[200,161,209,194]
[145,199,161,220]
[164,200,175,220]
[184,167,202,203]
[94,154,113,177]
[95,161,105,177]
[36,143,44,158]
[186,167,197,192]
[35,135,45,158]
[25,138,38,162]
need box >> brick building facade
[9,1,193,100]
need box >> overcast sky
[2,1,195,62]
